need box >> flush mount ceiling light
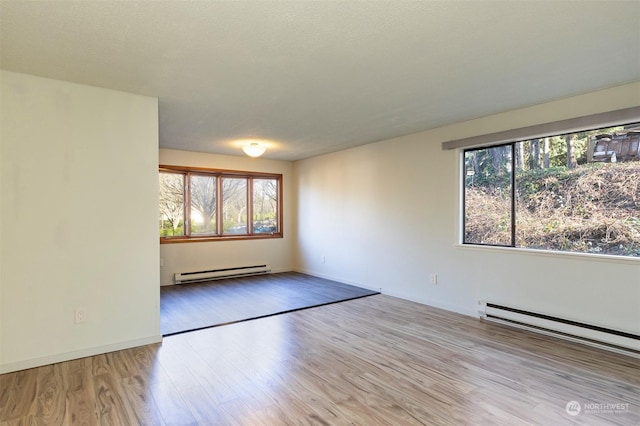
[242,142,266,158]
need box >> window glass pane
[190,175,217,235]
[160,166,282,242]
[464,145,513,245]
[253,179,278,234]
[222,177,248,234]
[159,172,184,237]
[515,124,640,256]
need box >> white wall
[159,149,294,286]
[0,71,161,373]
[0,72,3,367]
[294,82,640,335]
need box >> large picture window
[463,123,640,257]
[159,165,282,242]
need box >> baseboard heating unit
[478,301,640,357]
[175,264,271,284]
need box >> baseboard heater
[174,264,271,284]
[478,301,640,357]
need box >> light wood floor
[1,295,638,425]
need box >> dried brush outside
[465,162,640,256]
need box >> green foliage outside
[160,221,184,237]
[159,174,279,237]
[517,162,639,256]
[466,161,640,256]
[465,124,640,256]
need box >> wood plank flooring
[1,295,638,425]
[160,272,379,335]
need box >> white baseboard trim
[292,268,477,318]
[381,289,477,318]
[0,335,163,374]
[291,268,382,293]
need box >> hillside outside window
[463,123,640,257]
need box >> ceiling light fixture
[242,142,266,158]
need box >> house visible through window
[463,123,640,257]
[160,166,282,242]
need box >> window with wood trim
[159,165,282,242]
[463,122,640,257]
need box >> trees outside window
[222,177,248,234]
[190,174,216,235]
[159,172,184,237]
[253,179,278,234]
[464,123,640,257]
[464,145,513,246]
[159,166,282,242]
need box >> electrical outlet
[430,274,438,285]
[75,308,86,323]
[322,255,326,264]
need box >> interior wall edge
[291,268,378,292]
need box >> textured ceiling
[1,1,639,160]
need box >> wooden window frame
[160,165,283,243]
